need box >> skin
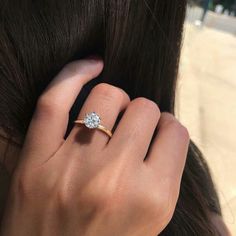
[0,57,191,236]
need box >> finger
[20,58,104,165]
[145,112,190,190]
[107,97,161,162]
[65,83,130,152]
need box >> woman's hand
[0,57,190,236]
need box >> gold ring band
[73,112,113,138]
[74,120,113,138]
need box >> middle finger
[107,97,161,162]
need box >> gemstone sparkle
[84,112,101,129]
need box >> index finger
[20,58,104,166]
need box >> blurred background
[176,0,236,233]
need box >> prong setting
[84,112,101,129]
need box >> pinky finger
[145,112,190,188]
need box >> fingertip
[62,57,103,81]
[78,58,104,82]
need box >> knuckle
[36,94,62,117]
[164,119,180,130]
[10,171,34,201]
[161,112,175,120]
[56,187,73,210]
[167,121,189,140]
[132,97,160,116]
[88,184,120,212]
[178,125,190,140]
[91,195,115,215]
[55,180,78,210]
[161,114,190,139]
[159,113,177,128]
[90,184,116,208]
[92,83,130,102]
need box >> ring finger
[65,83,130,152]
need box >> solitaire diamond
[84,112,101,129]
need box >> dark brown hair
[0,0,222,235]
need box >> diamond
[84,112,101,129]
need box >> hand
[0,57,190,236]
